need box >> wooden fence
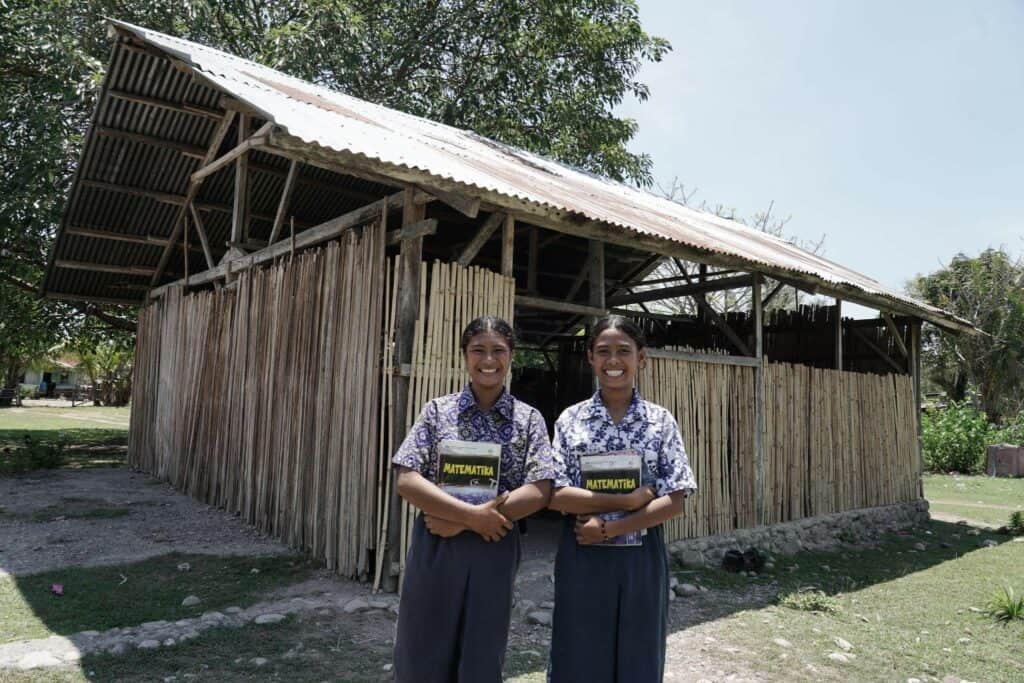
[638,356,920,542]
[129,221,385,577]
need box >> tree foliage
[0,0,669,385]
[909,248,1024,423]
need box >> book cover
[437,439,501,504]
[580,449,643,546]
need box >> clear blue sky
[621,0,1024,315]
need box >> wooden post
[501,215,515,277]
[753,273,765,525]
[385,188,425,592]
[527,226,538,293]
[910,321,923,497]
[232,114,250,244]
[588,239,605,312]
[834,298,843,370]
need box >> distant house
[19,357,87,397]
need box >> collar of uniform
[457,384,514,421]
[585,388,647,425]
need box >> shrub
[921,402,992,474]
[1009,511,1024,536]
[0,434,67,474]
[778,588,840,614]
[986,585,1024,624]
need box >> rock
[177,562,191,572]
[250,657,268,666]
[181,595,202,607]
[907,678,922,683]
[255,613,286,625]
[674,583,700,597]
[180,630,200,641]
[833,637,853,652]
[17,651,64,670]
[383,663,394,672]
[965,529,981,536]
[108,642,128,655]
[343,598,371,613]
[163,638,176,647]
[250,568,260,573]
[827,652,849,663]
[764,562,775,571]
[669,576,679,589]
[773,638,792,648]
[958,637,971,644]
[515,599,537,615]
[201,611,226,622]
[138,639,161,650]
[225,606,243,614]
[81,630,101,637]
[981,539,998,548]
[676,549,705,568]
[539,600,555,609]
[912,542,927,551]
[527,610,553,626]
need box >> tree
[908,248,1024,423]
[0,1,670,366]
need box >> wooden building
[42,21,975,591]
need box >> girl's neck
[599,386,633,420]
[471,383,503,411]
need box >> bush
[778,588,840,613]
[1009,511,1024,536]
[0,434,68,474]
[921,402,992,474]
[986,585,1024,624]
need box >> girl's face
[587,327,645,391]
[464,330,511,391]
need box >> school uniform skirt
[393,513,521,683]
[548,516,669,683]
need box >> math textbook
[437,440,502,504]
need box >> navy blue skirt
[393,514,521,683]
[548,516,669,683]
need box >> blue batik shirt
[552,389,697,498]
[392,386,556,494]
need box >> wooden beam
[189,204,217,270]
[149,192,406,298]
[692,292,753,357]
[883,313,909,359]
[55,259,156,277]
[753,273,765,525]
[415,184,480,218]
[232,114,251,247]
[606,274,754,307]
[107,89,223,120]
[527,226,538,293]
[96,126,205,158]
[501,214,515,277]
[589,239,605,329]
[456,212,505,267]
[44,291,140,306]
[268,160,299,244]
[517,295,606,318]
[386,218,438,246]
[150,110,237,285]
[849,326,905,374]
[564,260,589,302]
[761,281,785,310]
[189,121,271,184]
[64,225,208,252]
[910,321,923,495]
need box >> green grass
[924,473,1024,526]
[682,521,1024,682]
[0,552,316,645]
[0,406,129,471]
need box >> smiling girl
[547,315,697,683]
[391,316,555,683]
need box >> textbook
[437,440,502,504]
[580,449,643,546]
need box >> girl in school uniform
[548,315,697,683]
[391,316,555,683]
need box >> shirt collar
[457,384,515,421]
[586,388,647,425]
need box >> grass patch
[778,588,840,613]
[0,552,317,645]
[986,585,1024,624]
[0,406,129,471]
[686,520,1024,682]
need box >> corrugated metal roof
[48,20,972,333]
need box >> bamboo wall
[129,221,385,577]
[638,357,921,543]
[374,260,515,589]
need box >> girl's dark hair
[460,316,516,352]
[588,315,646,351]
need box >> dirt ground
[0,467,760,681]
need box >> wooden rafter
[606,274,754,307]
[849,326,905,373]
[55,259,156,277]
[64,226,208,254]
[107,89,223,120]
[189,204,217,270]
[386,218,437,246]
[456,212,505,266]
[268,160,299,245]
[883,314,909,359]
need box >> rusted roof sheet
[49,20,972,333]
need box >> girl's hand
[574,515,607,545]
[467,493,513,542]
[424,515,466,538]
[624,486,656,511]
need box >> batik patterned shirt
[552,389,697,498]
[392,386,556,493]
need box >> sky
[620,0,1024,317]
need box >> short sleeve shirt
[551,389,697,498]
[392,386,556,494]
